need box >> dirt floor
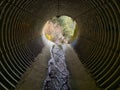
[65,45,100,90]
[15,45,100,90]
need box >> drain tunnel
[0,0,120,90]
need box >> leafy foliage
[44,16,78,43]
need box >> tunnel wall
[0,0,120,90]
[75,0,120,90]
[0,0,44,90]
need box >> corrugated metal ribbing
[75,0,120,90]
[0,0,119,90]
[0,0,43,89]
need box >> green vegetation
[51,16,77,42]
[43,15,78,44]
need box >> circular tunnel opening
[1,0,120,90]
[42,15,79,46]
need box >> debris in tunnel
[42,44,70,90]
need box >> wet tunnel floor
[15,45,100,90]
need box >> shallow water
[42,44,70,90]
[15,45,99,90]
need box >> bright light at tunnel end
[41,15,78,47]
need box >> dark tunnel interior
[0,0,120,90]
